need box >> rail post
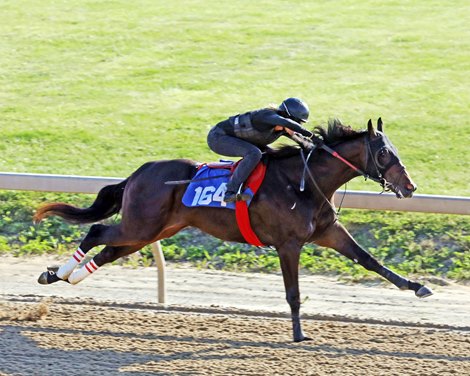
[151,241,166,304]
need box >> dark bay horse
[35,118,432,342]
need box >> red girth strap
[235,162,267,246]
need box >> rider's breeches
[207,127,262,192]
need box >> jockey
[207,97,314,203]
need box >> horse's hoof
[294,335,313,343]
[415,285,433,298]
[47,265,60,273]
[38,271,61,285]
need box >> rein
[298,134,392,214]
[299,146,339,215]
[320,142,384,186]
[318,134,399,194]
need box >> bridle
[322,139,386,188]
[364,133,406,194]
[299,132,403,212]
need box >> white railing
[336,191,470,215]
[1,172,469,305]
[1,171,469,214]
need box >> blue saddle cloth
[182,163,254,210]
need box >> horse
[35,118,432,342]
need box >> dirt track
[2,256,470,328]
[1,256,469,375]
[1,298,469,376]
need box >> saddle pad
[182,164,254,210]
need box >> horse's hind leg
[38,223,151,285]
[315,222,433,298]
[39,224,110,284]
[66,244,144,285]
[55,221,182,284]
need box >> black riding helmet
[279,97,309,123]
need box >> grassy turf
[0,0,469,194]
[0,1,468,279]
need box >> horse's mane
[315,118,366,145]
[266,118,366,159]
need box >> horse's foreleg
[315,222,432,298]
[277,241,311,342]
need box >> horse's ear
[367,119,376,136]
[377,117,383,132]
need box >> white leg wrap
[67,259,99,285]
[56,248,86,279]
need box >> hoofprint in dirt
[0,299,469,376]
[1,256,469,329]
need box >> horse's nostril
[406,183,416,192]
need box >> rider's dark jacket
[215,108,312,148]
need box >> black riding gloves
[292,133,315,150]
[301,129,313,138]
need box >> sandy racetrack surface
[1,297,469,376]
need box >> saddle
[182,160,266,246]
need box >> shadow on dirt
[1,323,469,376]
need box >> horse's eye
[380,149,389,156]
[377,148,392,167]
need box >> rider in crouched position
[207,97,314,203]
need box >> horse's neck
[267,137,367,197]
[313,136,367,196]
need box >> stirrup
[223,191,238,203]
[223,185,252,203]
[234,184,251,202]
[223,192,251,203]
[236,192,251,201]
[237,183,251,201]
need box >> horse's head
[366,118,417,198]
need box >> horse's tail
[33,179,128,224]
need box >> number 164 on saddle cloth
[182,160,266,210]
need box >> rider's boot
[224,183,251,203]
[223,190,238,203]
